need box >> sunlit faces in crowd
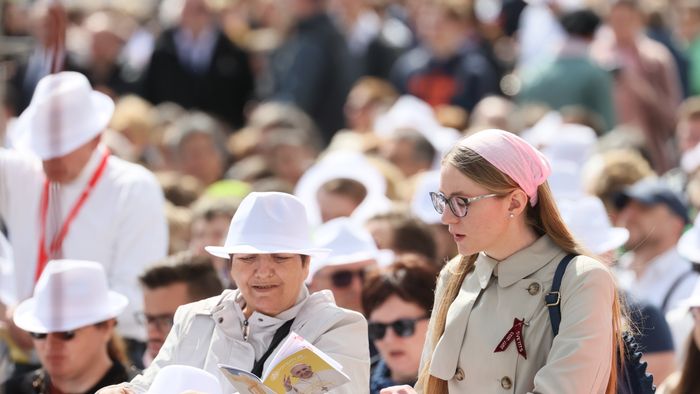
[141,282,190,360]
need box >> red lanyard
[35,148,111,281]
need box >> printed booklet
[219,332,350,394]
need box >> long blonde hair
[417,145,624,394]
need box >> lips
[251,284,279,291]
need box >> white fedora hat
[13,260,128,333]
[548,160,585,201]
[293,151,393,227]
[205,192,331,259]
[678,215,700,263]
[309,218,381,279]
[8,71,114,160]
[558,196,629,255]
[147,365,222,394]
[411,170,441,225]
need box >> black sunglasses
[29,330,77,341]
[368,316,429,341]
[330,269,366,288]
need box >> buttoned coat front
[125,287,370,394]
[419,236,615,394]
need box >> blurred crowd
[2,0,700,392]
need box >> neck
[485,219,539,261]
[390,369,417,385]
[51,354,112,393]
[629,238,676,278]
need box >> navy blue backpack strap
[545,254,577,336]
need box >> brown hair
[417,143,624,394]
[362,256,439,317]
[139,251,224,301]
[671,333,700,394]
[319,178,368,206]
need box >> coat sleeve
[530,257,616,394]
[309,308,370,394]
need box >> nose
[254,256,275,277]
[440,206,459,225]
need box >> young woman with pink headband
[382,129,624,394]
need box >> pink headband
[463,129,551,206]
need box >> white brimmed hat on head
[147,365,222,394]
[678,215,700,263]
[309,218,392,281]
[558,196,629,255]
[8,71,114,160]
[13,260,128,334]
[411,170,441,225]
[205,192,331,259]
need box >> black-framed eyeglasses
[329,269,366,288]
[368,316,429,341]
[429,191,500,218]
[29,330,77,341]
[134,312,175,332]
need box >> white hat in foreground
[205,192,330,259]
[9,71,114,160]
[558,196,629,255]
[14,260,128,333]
[678,215,700,263]
[147,365,222,394]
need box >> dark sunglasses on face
[368,316,429,341]
[330,269,366,288]
[29,330,77,341]
[429,191,500,218]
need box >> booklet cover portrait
[219,332,350,394]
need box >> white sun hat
[541,124,597,169]
[411,170,442,225]
[293,151,393,227]
[308,217,391,280]
[13,260,128,333]
[147,365,222,394]
[678,215,700,263]
[548,160,585,201]
[8,71,114,160]
[205,192,331,259]
[557,196,629,255]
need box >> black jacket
[2,361,136,394]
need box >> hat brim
[205,245,331,260]
[678,228,700,263]
[10,90,114,160]
[13,291,128,333]
[589,228,630,255]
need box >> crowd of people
[2,0,700,393]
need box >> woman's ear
[507,189,529,216]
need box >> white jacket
[128,287,370,394]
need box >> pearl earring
[509,213,514,218]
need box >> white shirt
[616,248,699,313]
[0,145,168,340]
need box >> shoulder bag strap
[251,318,296,378]
[660,269,693,313]
[545,254,577,336]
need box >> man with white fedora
[98,192,370,394]
[2,259,135,393]
[308,217,387,314]
[0,71,167,351]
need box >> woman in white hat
[2,259,134,394]
[98,192,370,394]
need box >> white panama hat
[309,218,393,280]
[548,160,586,201]
[205,192,331,259]
[678,215,700,263]
[147,365,223,394]
[557,196,629,255]
[293,151,393,227]
[411,170,442,225]
[8,71,114,160]
[13,260,128,333]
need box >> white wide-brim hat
[411,170,442,225]
[678,215,700,263]
[14,260,128,333]
[147,365,222,394]
[205,192,331,259]
[294,151,393,227]
[558,196,629,255]
[8,71,114,160]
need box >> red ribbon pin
[493,318,527,359]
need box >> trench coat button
[218,317,224,323]
[454,367,465,381]
[500,376,512,389]
[528,282,540,295]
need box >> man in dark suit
[140,0,254,129]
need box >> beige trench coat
[126,288,370,394]
[419,236,615,394]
